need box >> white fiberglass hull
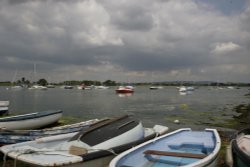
[0,111,62,130]
[110,128,221,167]
[0,124,168,167]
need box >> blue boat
[110,128,221,167]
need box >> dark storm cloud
[109,45,213,72]
[0,0,250,82]
[105,2,154,31]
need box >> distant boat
[9,70,23,90]
[187,86,195,91]
[11,85,23,90]
[78,85,94,90]
[115,86,134,94]
[0,101,9,107]
[28,85,47,90]
[226,128,250,167]
[47,84,55,88]
[179,86,187,92]
[110,128,221,167]
[0,101,9,115]
[62,85,74,89]
[95,85,109,89]
[77,84,86,90]
[0,115,168,167]
[0,110,63,130]
[0,118,99,146]
[149,86,163,90]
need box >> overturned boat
[110,128,221,167]
[0,110,63,130]
[0,119,98,146]
[0,115,168,167]
[226,128,250,167]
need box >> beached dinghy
[0,119,98,146]
[110,128,221,167]
[0,110,63,130]
[0,115,168,167]
[226,128,250,167]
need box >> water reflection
[116,93,133,97]
[179,91,193,95]
[0,86,249,130]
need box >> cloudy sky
[0,0,250,83]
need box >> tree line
[1,77,250,87]
[0,77,117,86]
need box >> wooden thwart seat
[144,150,207,159]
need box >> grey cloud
[101,0,154,31]
[0,0,250,82]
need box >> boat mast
[34,63,37,84]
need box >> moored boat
[0,118,98,146]
[115,86,134,94]
[110,128,221,167]
[149,86,163,90]
[95,85,109,89]
[226,128,250,167]
[0,101,9,107]
[179,86,187,92]
[0,115,168,167]
[77,84,86,90]
[0,110,63,130]
[62,85,74,89]
[28,85,47,90]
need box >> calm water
[0,86,249,130]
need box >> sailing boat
[28,63,47,90]
[149,72,163,90]
[10,70,23,90]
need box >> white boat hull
[0,112,62,130]
[0,123,168,167]
[0,101,9,107]
[110,128,221,167]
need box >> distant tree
[21,77,25,83]
[37,78,48,86]
[25,80,30,85]
[103,80,116,86]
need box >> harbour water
[0,86,250,167]
[1,86,249,130]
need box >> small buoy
[174,120,180,124]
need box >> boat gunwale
[231,128,250,166]
[0,110,62,122]
[0,125,164,166]
[79,129,160,162]
[110,128,221,167]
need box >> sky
[0,0,250,83]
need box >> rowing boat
[110,128,221,167]
[0,115,168,167]
[0,119,98,146]
[0,110,63,130]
